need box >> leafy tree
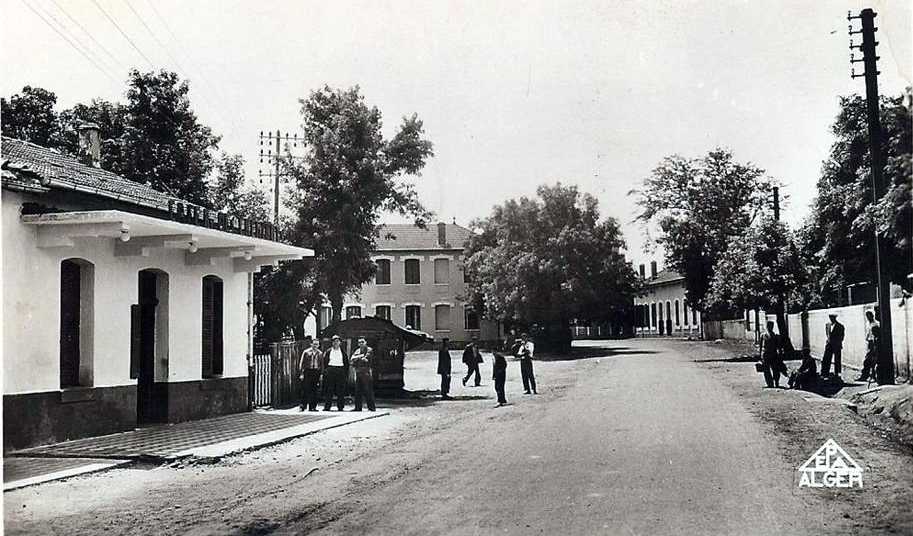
[708,217,810,347]
[799,92,912,306]
[1,86,60,146]
[463,183,640,351]
[632,149,773,313]
[208,153,271,222]
[57,99,127,169]
[286,85,434,325]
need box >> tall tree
[208,153,271,222]
[1,86,59,146]
[286,85,434,325]
[632,149,773,313]
[463,183,640,351]
[707,217,810,346]
[799,92,912,306]
[57,99,127,169]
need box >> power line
[90,0,155,69]
[50,0,125,73]
[121,0,186,74]
[37,0,116,74]
[20,0,117,82]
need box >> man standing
[517,332,537,395]
[821,314,845,376]
[322,335,349,411]
[438,338,452,400]
[462,336,483,387]
[298,338,323,411]
[759,321,787,388]
[350,337,376,412]
[493,350,508,406]
[857,310,881,382]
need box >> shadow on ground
[376,390,490,407]
[537,345,658,362]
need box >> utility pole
[258,130,304,225]
[849,8,894,384]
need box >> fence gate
[249,340,307,408]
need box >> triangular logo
[798,438,863,488]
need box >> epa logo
[798,438,863,489]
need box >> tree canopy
[1,86,59,146]
[632,149,773,313]
[799,92,912,306]
[285,85,434,325]
[463,183,640,348]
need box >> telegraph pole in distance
[849,8,894,384]
[258,130,304,225]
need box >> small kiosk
[320,317,432,391]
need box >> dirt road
[6,339,911,535]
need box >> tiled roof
[376,223,472,251]
[646,269,685,286]
[1,137,181,211]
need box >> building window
[60,259,94,388]
[675,300,680,326]
[684,303,690,326]
[320,306,333,329]
[666,302,671,324]
[464,306,481,330]
[375,259,391,285]
[404,259,421,285]
[405,305,421,330]
[375,305,391,320]
[201,276,224,378]
[435,304,451,331]
[433,258,450,284]
[657,302,663,322]
[346,306,362,319]
[692,307,698,325]
[651,303,657,328]
[463,266,470,283]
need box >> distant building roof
[646,269,685,286]
[376,223,472,251]
[1,137,182,211]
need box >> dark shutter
[130,304,141,379]
[213,279,224,375]
[60,260,81,387]
[201,278,214,377]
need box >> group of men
[438,332,537,407]
[297,335,377,412]
[758,310,883,390]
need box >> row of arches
[639,298,700,334]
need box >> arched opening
[133,269,169,423]
[201,275,224,378]
[60,258,94,388]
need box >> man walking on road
[857,310,882,382]
[518,332,537,394]
[759,321,787,388]
[298,338,324,411]
[322,335,349,411]
[462,336,483,386]
[438,338,452,400]
[493,351,508,406]
[350,337,376,412]
[821,314,845,376]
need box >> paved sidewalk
[4,408,388,491]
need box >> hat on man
[828,314,838,319]
[331,335,341,340]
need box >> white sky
[2,0,910,267]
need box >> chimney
[639,264,646,279]
[437,222,447,246]
[77,122,101,167]
[650,261,657,279]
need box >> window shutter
[130,304,141,379]
[59,260,82,387]
[213,279,224,375]
[201,279,214,377]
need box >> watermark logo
[798,438,863,489]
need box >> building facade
[308,222,498,345]
[633,262,702,337]
[2,132,311,450]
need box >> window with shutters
[201,276,224,378]
[60,259,94,388]
[433,258,450,284]
[675,300,680,326]
[375,259,391,285]
[464,306,480,330]
[346,305,362,319]
[375,305,391,320]
[435,304,451,331]
[405,305,421,330]
[404,259,421,285]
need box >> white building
[633,261,702,337]
[2,130,311,450]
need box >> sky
[2,0,911,268]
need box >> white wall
[3,191,250,394]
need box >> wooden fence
[249,340,308,408]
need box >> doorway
[135,270,168,423]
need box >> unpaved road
[6,339,911,535]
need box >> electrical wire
[49,0,125,72]
[89,0,155,69]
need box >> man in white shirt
[322,335,349,411]
[518,332,537,394]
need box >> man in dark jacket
[298,338,324,411]
[789,352,818,390]
[350,337,375,412]
[461,336,483,387]
[493,351,508,406]
[322,335,349,411]
[821,314,845,376]
[438,338,452,400]
[759,322,787,388]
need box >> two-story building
[2,129,311,450]
[633,261,702,337]
[310,222,499,346]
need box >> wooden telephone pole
[849,8,894,384]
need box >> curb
[4,459,133,492]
